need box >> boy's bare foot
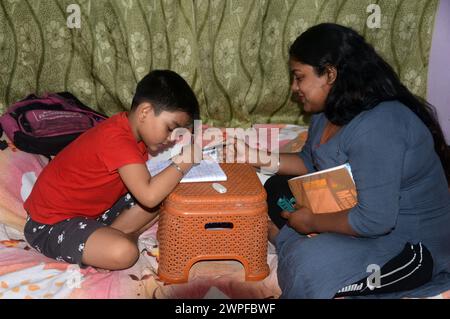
[268,220,280,245]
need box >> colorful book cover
[288,163,357,214]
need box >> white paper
[146,159,227,183]
[291,163,354,181]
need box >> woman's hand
[280,206,316,234]
[224,137,263,166]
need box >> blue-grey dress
[276,101,450,298]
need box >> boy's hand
[280,206,316,234]
[172,133,202,166]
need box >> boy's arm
[118,159,192,209]
[119,140,201,208]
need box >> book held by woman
[288,163,357,214]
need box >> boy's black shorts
[24,193,137,266]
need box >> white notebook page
[146,159,227,183]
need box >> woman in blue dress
[230,23,450,298]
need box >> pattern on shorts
[24,193,137,266]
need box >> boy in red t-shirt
[23,70,201,270]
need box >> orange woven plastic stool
[157,163,269,284]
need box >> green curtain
[0,0,439,127]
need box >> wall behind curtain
[0,0,439,127]
[427,0,450,144]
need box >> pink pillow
[0,133,48,231]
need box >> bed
[1,126,449,300]
[0,126,300,299]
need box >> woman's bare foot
[268,220,280,244]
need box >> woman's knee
[265,175,295,228]
[264,174,291,193]
[278,236,330,273]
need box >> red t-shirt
[24,112,148,225]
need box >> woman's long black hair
[289,23,449,184]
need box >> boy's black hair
[131,70,200,122]
[289,23,450,184]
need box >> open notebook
[146,159,227,183]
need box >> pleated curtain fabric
[0,0,439,127]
